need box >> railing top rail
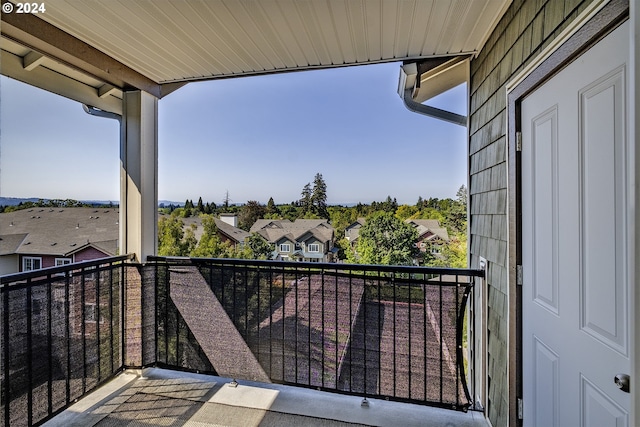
[147,256,485,278]
[0,253,136,285]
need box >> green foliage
[158,215,190,256]
[328,206,358,240]
[300,182,313,215]
[191,215,224,257]
[299,173,329,219]
[354,212,418,266]
[279,205,300,222]
[238,200,266,231]
[428,233,467,268]
[311,173,329,219]
[395,204,418,221]
[244,233,273,260]
[266,197,279,216]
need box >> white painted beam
[1,49,123,114]
[23,51,45,71]
[98,84,118,98]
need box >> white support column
[120,90,158,262]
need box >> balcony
[1,256,485,426]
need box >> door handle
[614,374,630,393]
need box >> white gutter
[397,62,467,127]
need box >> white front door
[521,21,631,427]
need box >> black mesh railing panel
[149,257,482,411]
[0,256,132,426]
[154,264,215,374]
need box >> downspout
[83,104,121,123]
[397,62,467,127]
[82,104,124,255]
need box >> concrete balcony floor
[43,368,488,427]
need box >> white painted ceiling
[36,0,509,84]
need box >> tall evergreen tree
[300,183,313,215]
[197,197,204,213]
[311,172,329,219]
[266,197,279,215]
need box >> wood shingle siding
[468,0,598,425]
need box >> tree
[429,234,467,268]
[266,197,280,216]
[238,200,266,231]
[300,183,313,215]
[442,185,467,234]
[158,215,189,256]
[395,204,418,221]
[196,197,204,213]
[244,233,273,259]
[311,172,329,219]
[223,190,231,210]
[354,212,418,266]
[191,215,224,257]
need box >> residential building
[179,214,250,250]
[406,219,450,257]
[346,217,450,260]
[0,207,118,275]
[344,218,366,247]
[250,219,335,262]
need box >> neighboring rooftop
[250,219,334,244]
[407,219,450,242]
[174,214,250,244]
[0,207,119,256]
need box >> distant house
[405,219,450,257]
[344,218,366,248]
[344,217,450,262]
[178,214,250,250]
[250,219,335,262]
[0,207,119,275]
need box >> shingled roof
[250,219,333,245]
[407,219,450,242]
[179,215,250,244]
[0,207,119,256]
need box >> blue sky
[1,62,467,206]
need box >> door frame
[505,0,630,426]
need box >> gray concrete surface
[43,368,489,427]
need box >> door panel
[579,67,628,355]
[521,21,630,427]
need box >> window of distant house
[55,258,72,266]
[23,256,42,271]
[431,245,442,254]
[279,244,291,252]
[308,243,320,252]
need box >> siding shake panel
[468,1,598,424]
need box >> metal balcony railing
[0,255,134,427]
[1,255,483,426]
[148,257,483,411]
